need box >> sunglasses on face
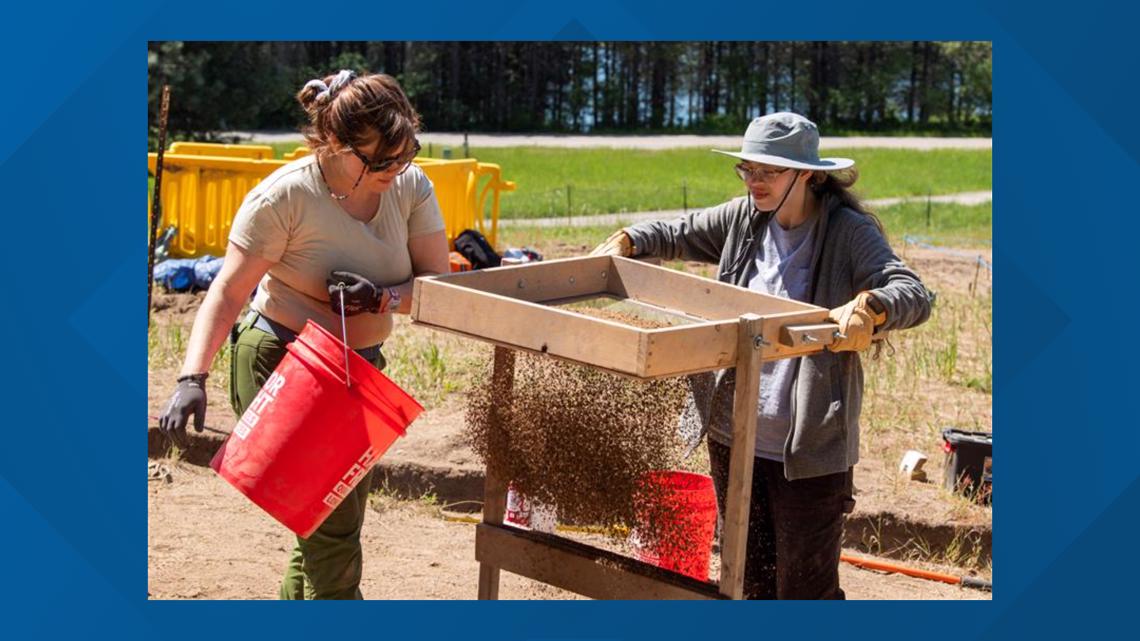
[350,139,421,174]
[735,162,792,183]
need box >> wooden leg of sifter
[478,346,516,599]
[718,314,764,600]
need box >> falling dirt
[465,353,693,549]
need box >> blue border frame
[2,0,1135,637]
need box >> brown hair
[810,168,894,359]
[809,168,885,234]
[296,72,420,158]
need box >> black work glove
[327,270,383,316]
[159,374,207,449]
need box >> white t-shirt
[229,155,444,348]
[744,214,817,461]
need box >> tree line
[148,41,991,143]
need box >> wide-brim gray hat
[712,112,855,170]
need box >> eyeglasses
[350,139,421,174]
[735,162,792,183]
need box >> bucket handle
[337,283,351,388]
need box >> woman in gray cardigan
[592,112,932,599]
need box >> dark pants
[229,314,386,600]
[707,439,854,600]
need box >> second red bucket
[631,470,718,581]
[211,320,423,538]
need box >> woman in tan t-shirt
[157,70,449,599]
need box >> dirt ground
[148,462,989,600]
[148,242,991,599]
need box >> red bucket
[632,471,718,581]
[210,320,423,538]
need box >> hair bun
[296,72,420,161]
[297,78,331,113]
[327,69,357,97]
[297,70,357,113]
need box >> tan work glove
[589,230,634,257]
[828,291,887,352]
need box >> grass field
[876,201,992,248]
[463,146,990,218]
[253,143,990,218]
[153,145,990,221]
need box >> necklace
[316,154,365,201]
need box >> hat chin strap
[754,169,801,217]
[723,170,802,280]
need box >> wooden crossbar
[476,523,725,600]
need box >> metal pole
[148,84,171,325]
[971,256,982,297]
[682,179,688,214]
[463,132,469,158]
[926,190,932,228]
[566,184,573,224]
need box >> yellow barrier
[281,147,310,161]
[148,145,515,258]
[169,142,276,160]
[469,162,514,248]
[418,157,480,248]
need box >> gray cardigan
[624,193,932,480]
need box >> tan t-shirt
[229,155,444,348]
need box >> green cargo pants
[229,314,386,600]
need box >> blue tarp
[153,255,224,292]
[501,247,543,264]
